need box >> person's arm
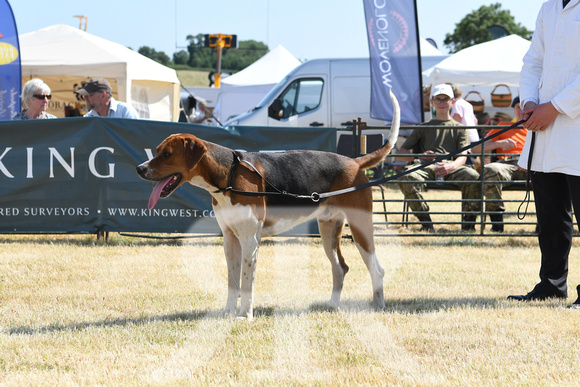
[395,147,415,163]
[435,150,467,177]
[471,138,516,154]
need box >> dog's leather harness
[214,120,526,204]
[214,152,319,201]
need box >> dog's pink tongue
[148,176,173,210]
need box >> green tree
[443,3,533,53]
[185,34,268,71]
[221,40,268,70]
[186,34,213,68]
[138,46,170,66]
[172,50,189,65]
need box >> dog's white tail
[356,89,400,170]
[385,89,400,148]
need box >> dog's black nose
[136,165,146,176]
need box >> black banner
[0,118,336,234]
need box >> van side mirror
[268,99,283,120]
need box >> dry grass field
[177,70,211,87]
[2,225,580,385]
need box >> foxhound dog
[137,91,400,320]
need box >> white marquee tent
[424,34,531,87]
[419,37,448,70]
[213,45,301,123]
[19,24,180,121]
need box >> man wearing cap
[396,83,481,232]
[76,77,139,119]
[471,96,528,232]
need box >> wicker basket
[491,84,512,108]
[465,90,485,113]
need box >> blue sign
[0,118,336,234]
[363,0,423,124]
[0,0,21,120]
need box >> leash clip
[311,192,320,202]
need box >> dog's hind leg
[318,213,349,309]
[344,205,386,311]
[222,227,242,315]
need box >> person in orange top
[472,96,528,232]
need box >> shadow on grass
[7,310,209,336]
[8,296,556,336]
[384,296,504,314]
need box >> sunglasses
[33,94,52,100]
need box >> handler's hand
[522,101,559,132]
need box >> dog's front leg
[222,228,242,315]
[238,235,261,320]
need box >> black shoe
[508,289,566,302]
[461,214,476,231]
[420,223,435,232]
[490,214,504,232]
[568,285,580,309]
[416,213,434,232]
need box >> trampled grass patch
[1,233,580,385]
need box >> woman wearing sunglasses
[13,78,57,120]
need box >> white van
[223,58,398,156]
[223,58,385,129]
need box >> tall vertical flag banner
[0,0,21,120]
[363,0,423,123]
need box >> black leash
[216,120,526,202]
[517,131,535,220]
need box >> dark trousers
[531,171,580,297]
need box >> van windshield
[254,75,290,110]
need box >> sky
[9,0,547,62]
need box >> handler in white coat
[508,0,580,306]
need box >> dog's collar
[213,151,241,194]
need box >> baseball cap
[76,77,112,96]
[431,84,454,99]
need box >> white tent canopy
[19,24,180,121]
[420,37,448,73]
[221,45,301,87]
[213,45,301,122]
[424,34,531,87]
[420,38,445,56]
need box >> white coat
[518,0,580,175]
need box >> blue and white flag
[363,0,422,123]
[0,0,21,120]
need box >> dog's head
[136,133,207,209]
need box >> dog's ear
[184,137,207,169]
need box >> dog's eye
[163,152,171,159]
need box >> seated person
[471,96,527,232]
[450,84,480,144]
[396,84,481,232]
[75,77,139,119]
[13,78,57,120]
